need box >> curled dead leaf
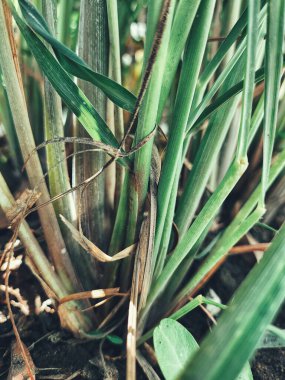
[60,215,136,262]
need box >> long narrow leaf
[18,0,136,112]
[10,3,130,168]
[261,0,285,203]
[179,220,285,380]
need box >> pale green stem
[42,0,88,290]
[57,0,75,45]
[261,0,285,205]
[153,0,216,278]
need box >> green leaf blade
[18,0,137,112]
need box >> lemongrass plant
[0,0,285,379]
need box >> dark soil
[1,222,285,379]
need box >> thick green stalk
[57,0,75,45]
[132,0,175,214]
[179,220,285,380]
[237,0,260,157]
[108,0,174,263]
[74,0,108,257]
[0,1,77,293]
[261,0,285,204]
[42,0,90,290]
[142,0,164,71]
[153,0,216,277]
[119,0,176,290]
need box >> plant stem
[74,0,108,262]
[106,0,124,207]
[57,0,75,45]
[0,173,92,336]
[153,0,216,278]
[119,0,176,290]
[140,157,248,321]
[42,0,88,290]
[0,0,77,293]
[261,0,285,205]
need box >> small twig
[59,288,127,305]
[229,243,269,254]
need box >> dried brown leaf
[7,340,36,380]
[60,215,136,262]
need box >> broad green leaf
[18,0,136,112]
[138,296,226,346]
[153,319,199,380]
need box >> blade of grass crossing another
[153,0,217,278]
[156,0,201,119]
[178,220,285,380]
[175,55,245,236]
[140,157,248,321]
[10,4,130,168]
[174,145,285,309]
[175,4,263,236]
[236,0,260,157]
[18,0,136,112]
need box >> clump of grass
[0,0,285,379]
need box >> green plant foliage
[1,0,285,377]
[18,0,137,112]
[153,319,199,380]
